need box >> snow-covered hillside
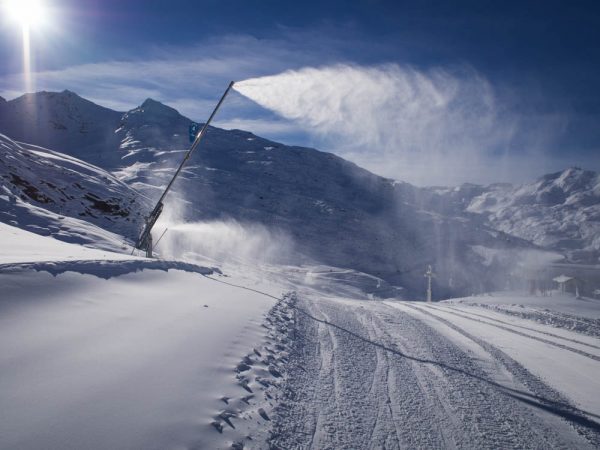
[0,90,123,166]
[0,90,545,298]
[1,90,600,449]
[0,133,149,250]
[467,168,600,263]
[1,222,600,449]
[416,167,600,265]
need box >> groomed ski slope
[269,289,600,449]
[2,223,600,449]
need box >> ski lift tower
[424,265,435,302]
[135,81,235,257]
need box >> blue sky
[0,0,599,185]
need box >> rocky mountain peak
[137,98,182,117]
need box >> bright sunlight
[3,0,50,92]
[3,0,47,28]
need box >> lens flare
[3,0,50,93]
[4,0,46,28]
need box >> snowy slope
[466,168,600,264]
[418,168,600,264]
[1,188,600,448]
[0,91,561,297]
[0,267,286,449]
[0,90,123,167]
[0,133,150,249]
[0,221,138,263]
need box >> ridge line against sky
[0,0,598,185]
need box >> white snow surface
[2,222,600,448]
[1,91,600,448]
[0,269,281,450]
[0,221,136,263]
[0,225,291,449]
[388,296,600,416]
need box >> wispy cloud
[0,33,331,117]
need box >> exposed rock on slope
[0,133,149,247]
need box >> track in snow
[440,305,600,351]
[423,304,600,361]
[268,295,600,449]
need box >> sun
[4,0,47,29]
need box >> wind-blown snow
[234,64,536,186]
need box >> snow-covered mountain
[0,90,123,167]
[0,90,559,298]
[422,168,600,264]
[467,168,600,263]
[0,133,150,251]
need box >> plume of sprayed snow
[234,64,560,186]
[151,202,296,266]
[157,220,295,266]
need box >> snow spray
[151,200,296,265]
[233,64,521,185]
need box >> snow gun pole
[424,265,435,302]
[135,81,235,257]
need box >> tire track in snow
[364,309,456,449]
[426,304,600,362]
[373,303,569,449]
[201,275,598,447]
[405,302,600,448]
[272,295,595,448]
[442,305,600,351]
[468,303,600,338]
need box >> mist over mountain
[1,90,595,298]
[465,168,600,264]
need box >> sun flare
[4,0,47,28]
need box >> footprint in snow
[258,408,270,421]
[211,421,224,433]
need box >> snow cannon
[134,81,235,257]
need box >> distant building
[553,274,580,297]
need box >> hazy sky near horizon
[0,0,599,185]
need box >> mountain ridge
[1,90,594,297]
